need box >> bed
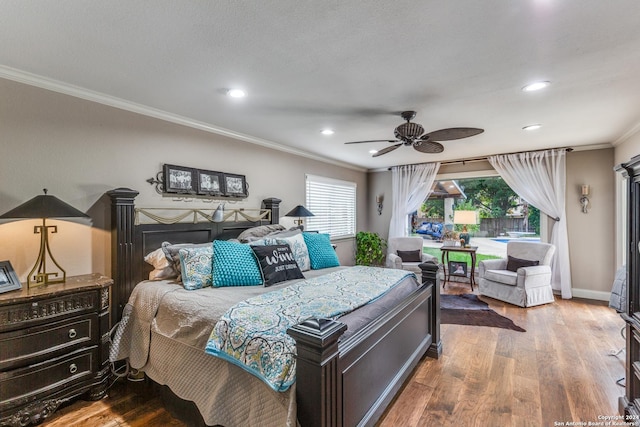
[107,188,441,427]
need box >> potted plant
[355,231,387,266]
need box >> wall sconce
[580,184,590,214]
[376,195,383,216]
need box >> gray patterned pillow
[237,224,286,243]
[161,241,212,281]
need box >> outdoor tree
[456,178,519,218]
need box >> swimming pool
[492,238,541,243]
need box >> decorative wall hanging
[163,164,196,194]
[148,164,249,199]
[223,173,248,198]
[197,169,225,197]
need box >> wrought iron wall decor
[147,164,249,199]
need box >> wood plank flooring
[42,282,625,426]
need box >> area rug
[440,294,526,332]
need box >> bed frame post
[420,261,442,358]
[287,318,347,427]
[107,188,139,324]
[261,197,282,224]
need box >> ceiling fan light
[522,124,542,131]
[369,149,378,154]
[321,129,334,135]
[522,81,550,92]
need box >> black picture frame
[163,164,196,194]
[196,169,224,196]
[223,173,248,198]
[0,261,22,294]
[449,261,467,277]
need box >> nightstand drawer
[0,314,97,371]
[0,348,95,409]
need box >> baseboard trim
[569,288,611,302]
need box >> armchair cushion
[506,256,539,272]
[397,249,422,263]
[484,269,517,286]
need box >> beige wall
[367,150,617,300]
[0,78,366,282]
[565,148,615,299]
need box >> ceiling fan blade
[422,128,484,141]
[345,139,398,144]
[414,141,444,154]
[372,144,402,157]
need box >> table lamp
[0,189,90,287]
[453,210,478,247]
[285,205,314,230]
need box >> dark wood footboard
[288,262,441,427]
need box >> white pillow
[275,233,311,271]
[144,247,176,280]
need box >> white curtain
[488,149,572,299]
[389,162,440,239]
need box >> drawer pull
[68,328,77,339]
[69,363,78,374]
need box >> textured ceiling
[1,1,639,170]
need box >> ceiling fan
[345,111,484,157]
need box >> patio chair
[386,237,438,276]
[478,241,555,307]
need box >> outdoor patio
[420,236,540,257]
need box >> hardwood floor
[42,283,625,426]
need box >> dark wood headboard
[107,188,281,323]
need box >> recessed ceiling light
[522,124,542,131]
[369,149,378,154]
[227,89,246,98]
[321,129,334,135]
[522,81,550,92]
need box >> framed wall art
[223,173,248,197]
[196,169,224,196]
[163,164,196,194]
[0,261,22,294]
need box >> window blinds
[305,174,356,239]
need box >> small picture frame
[196,169,224,196]
[223,173,248,198]
[449,261,468,277]
[163,164,196,194]
[0,261,22,294]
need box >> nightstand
[0,274,112,427]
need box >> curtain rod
[387,147,574,170]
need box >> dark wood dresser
[0,274,112,426]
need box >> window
[305,174,356,239]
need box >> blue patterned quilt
[204,266,415,392]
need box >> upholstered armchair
[478,241,556,307]
[386,237,437,276]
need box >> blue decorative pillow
[212,240,263,287]
[303,233,340,269]
[179,245,214,290]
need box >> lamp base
[27,221,67,288]
[459,232,470,247]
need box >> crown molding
[0,65,366,172]
[612,120,640,147]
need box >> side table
[0,274,112,426]
[440,246,478,290]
